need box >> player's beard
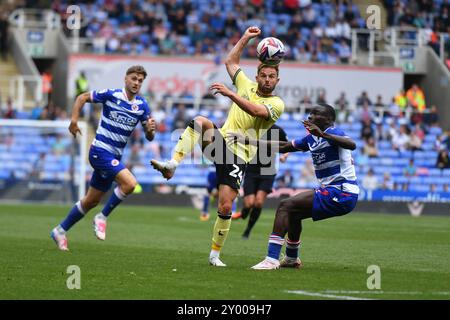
[258,83,275,95]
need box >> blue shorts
[89,146,126,192]
[312,187,358,221]
[206,171,218,193]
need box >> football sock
[243,207,261,237]
[174,120,200,163]
[101,186,126,217]
[286,238,301,259]
[241,207,252,220]
[267,233,285,260]
[60,201,86,231]
[211,212,232,253]
[202,194,210,214]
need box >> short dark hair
[257,63,279,76]
[126,65,147,78]
[317,103,336,121]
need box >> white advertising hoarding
[69,54,403,109]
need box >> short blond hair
[126,65,147,78]
[257,63,279,76]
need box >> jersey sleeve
[232,68,253,89]
[324,127,347,146]
[264,97,285,122]
[292,135,309,151]
[90,89,111,104]
[140,100,151,125]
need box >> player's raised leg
[251,190,313,270]
[151,116,215,180]
[51,187,105,251]
[209,185,238,267]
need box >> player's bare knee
[121,181,136,195]
[219,202,233,215]
[254,200,264,209]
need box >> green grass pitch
[0,203,449,300]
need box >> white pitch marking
[285,290,374,300]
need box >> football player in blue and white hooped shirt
[51,65,156,251]
[229,103,359,269]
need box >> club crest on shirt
[111,159,120,167]
[131,104,139,111]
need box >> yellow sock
[211,215,232,251]
[173,125,200,163]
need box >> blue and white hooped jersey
[90,88,150,156]
[292,126,359,194]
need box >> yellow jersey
[219,69,285,163]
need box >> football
[256,37,286,66]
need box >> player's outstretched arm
[210,83,269,119]
[224,26,261,81]
[226,133,296,153]
[303,120,356,150]
[144,117,156,141]
[69,92,91,138]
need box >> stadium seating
[0,109,449,194]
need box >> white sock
[266,256,279,264]
[210,249,220,259]
[56,225,66,234]
[96,212,107,220]
[168,159,179,168]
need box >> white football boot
[251,258,280,270]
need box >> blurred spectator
[374,94,385,109]
[2,97,16,119]
[356,101,375,124]
[276,169,294,188]
[380,172,394,190]
[406,84,426,112]
[394,89,408,111]
[386,97,402,120]
[404,159,417,177]
[436,150,450,169]
[179,89,195,109]
[75,71,89,97]
[362,168,378,191]
[42,69,53,103]
[360,118,374,142]
[337,40,351,63]
[408,130,423,151]
[298,158,317,187]
[334,92,349,123]
[30,103,43,120]
[152,104,167,125]
[316,90,327,104]
[29,152,46,182]
[172,104,189,130]
[423,105,439,127]
[363,137,379,158]
[356,91,372,107]
[392,124,410,152]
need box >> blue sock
[60,201,86,231]
[286,238,301,259]
[202,195,210,213]
[101,187,126,217]
[267,233,285,260]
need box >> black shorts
[243,170,276,196]
[202,125,246,191]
